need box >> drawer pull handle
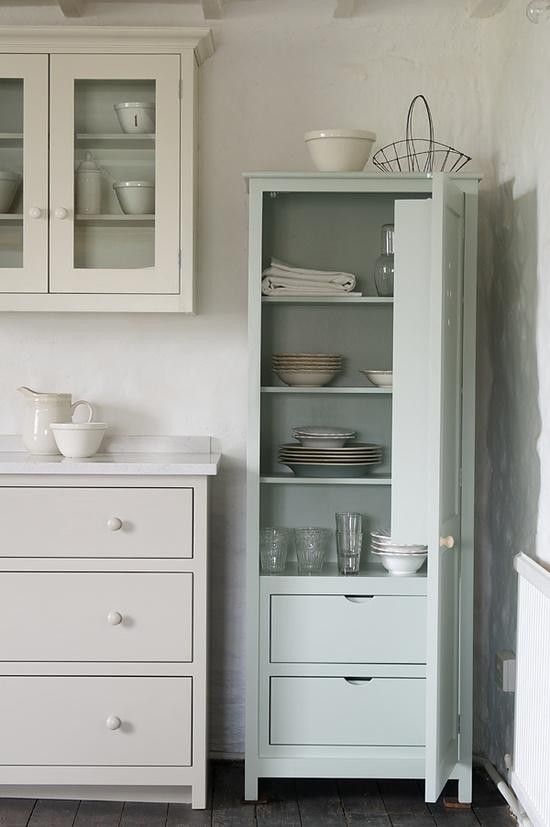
[344,678,373,685]
[107,517,123,532]
[107,611,123,626]
[440,535,455,549]
[106,716,122,731]
[345,595,374,603]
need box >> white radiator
[512,553,550,827]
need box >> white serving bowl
[0,170,21,212]
[113,181,155,215]
[50,423,107,458]
[374,551,427,576]
[360,370,393,388]
[304,129,377,172]
[114,101,155,134]
[275,369,338,387]
[297,436,351,449]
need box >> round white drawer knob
[28,206,42,219]
[106,715,121,731]
[54,207,68,220]
[440,535,455,549]
[107,611,123,626]
[107,517,123,532]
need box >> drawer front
[270,595,426,663]
[1,488,193,558]
[270,676,425,746]
[0,677,192,765]
[0,573,192,662]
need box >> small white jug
[18,386,94,455]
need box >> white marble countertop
[0,436,221,476]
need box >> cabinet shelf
[260,475,392,486]
[0,132,23,146]
[262,296,393,305]
[261,386,392,395]
[76,133,155,149]
[261,561,427,583]
[75,214,155,226]
[0,214,22,221]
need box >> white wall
[0,0,497,755]
[474,0,550,772]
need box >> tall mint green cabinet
[245,172,479,803]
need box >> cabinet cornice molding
[0,26,215,65]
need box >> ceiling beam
[333,0,355,18]
[201,0,224,20]
[467,0,510,17]
[57,0,84,16]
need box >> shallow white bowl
[360,370,393,388]
[113,180,155,215]
[375,551,427,576]
[0,170,21,213]
[114,101,155,134]
[50,423,107,458]
[304,129,376,172]
[276,369,338,387]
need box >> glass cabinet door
[49,54,180,294]
[0,55,48,293]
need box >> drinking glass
[335,512,362,534]
[336,531,363,575]
[294,527,330,574]
[260,527,292,574]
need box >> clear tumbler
[260,527,292,574]
[294,527,330,574]
[335,513,363,574]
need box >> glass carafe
[374,224,395,297]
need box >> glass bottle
[374,224,395,297]
[75,151,102,215]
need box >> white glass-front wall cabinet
[0,27,214,312]
[245,173,479,803]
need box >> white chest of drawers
[0,436,220,809]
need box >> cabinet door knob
[440,535,455,549]
[107,517,122,532]
[106,715,121,731]
[28,206,42,219]
[54,207,68,220]
[107,611,123,626]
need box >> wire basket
[372,95,471,174]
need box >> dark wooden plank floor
[0,763,517,826]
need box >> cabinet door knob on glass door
[439,535,455,549]
[54,207,68,220]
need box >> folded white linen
[261,258,359,296]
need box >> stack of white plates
[292,426,356,449]
[279,442,382,478]
[370,530,427,576]
[273,353,342,387]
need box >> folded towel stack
[261,258,361,296]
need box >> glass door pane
[0,79,23,269]
[0,55,48,293]
[74,79,156,270]
[50,54,180,295]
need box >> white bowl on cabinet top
[50,422,107,458]
[304,129,377,172]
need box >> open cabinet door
[425,175,465,802]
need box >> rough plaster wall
[0,0,495,755]
[474,1,549,773]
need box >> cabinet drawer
[0,573,192,662]
[270,676,425,746]
[270,595,426,663]
[0,677,191,765]
[1,488,193,558]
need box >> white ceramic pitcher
[18,386,94,455]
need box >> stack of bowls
[370,530,427,576]
[292,426,356,449]
[273,353,342,387]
